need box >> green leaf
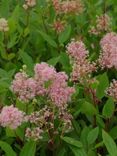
[23,27,30,37]
[7,53,16,60]
[0,68,8,77]
[57,147,66,156]
[40,147,46,156]
[72,120,80,135]
[96,72,109,99]
[11,5,20,20]
[0,141,16,156]
[88,150,97,156]
[58,25,71,44]
[0,0,10,17]
[59,52,70,71]
[110,126,117,140]
[19,50,34,73]
[7,33,18,48]
[80,126,91,149]
[87,127,99,145]
[96,116,105,128]
[102,130,117,156]
[47,56,60,66]
[94,141,103,149]
[0,81,9,93]
[0,48,8,60]
[69,146,87,156]
[20,141,36,156]
[8,5,20,33]
[15,126,25,141]
[38,31,57,48]
[6,128,15,137]
[8,69,16,78]
[61,136,83,148]
[81,101,97,116]
[102,97,114,118]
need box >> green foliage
[38,30,57,48]
[96,72,109,99]
[20,141,36,156]
[0,141,16,156]
[58,25,71,44]
[102,130,117,156]
[80,101,97,116]
[61,136,83,148]
[0,0,117,155]
[102,97,115,118]
[87,127,99,145]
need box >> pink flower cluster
[67,40,88,61]
[25,104,73,141]
[52,0,61,13]
[89,14,111,35]
[59,109,73,132]
[0,105,25,129]
[34,62,56,82]
[106,80,117,101]
[99,32,117,69]
[71,61,96,82]
[11,63,75,107]
[25,127,43,141]
[53,20,65,33]
[27,106,54,128]
[11,72,37,102]
[52,0,83,15]
[66,40,96,82]
[49,72,75,107]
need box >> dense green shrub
[0,0,117,156]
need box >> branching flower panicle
[66,39,96,83]
[89,14,111,35]
[99,32,117,69]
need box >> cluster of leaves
[0,0,117,156]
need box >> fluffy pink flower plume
[66,40,96,82]
[11,72,37,102]
[34,62,56,82]
[67,40,88,61]
[35,64,75,107]
[106,80,117,101]
[0,105,25,129]
[11,63,75,107]
[89,14,111,35]
[49,72,75,107]
[34,62,56,96]
[99,32,117,69]
[52,0,83,15]
[71,61,96,82]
